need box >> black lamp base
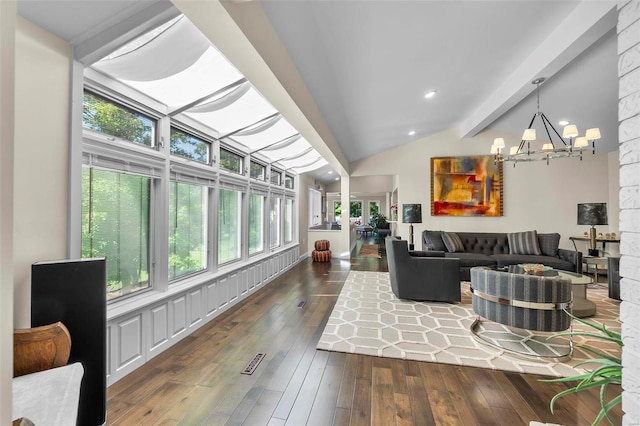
[588,248,600,257]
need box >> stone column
[618,1,640,424]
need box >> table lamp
[402,204,422,250]
[577,203,608,257]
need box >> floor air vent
[241,352,266,375]
[297,300,306,308]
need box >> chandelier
[490,77,601,165]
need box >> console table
[569,236,620,254]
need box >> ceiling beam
[75,1,179,66]
[172,0,349,178]
[459,1,617,138]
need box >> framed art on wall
[431,155,503,216]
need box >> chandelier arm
[541,113,568,147]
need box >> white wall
[13,18,71,327]
[352,127,615,252]
[0,2,16,423]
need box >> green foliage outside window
[170,128,209,163]
[350,201,362,218]
[334,201,341,218]
[369,202,379,216]
[250,161,266,180]
[82,168,150,301]
[249,194,264,255]
[82,92,154,146]
[218,189,241,264]
[169,181,207,280]
[220,148,243,174]
[284,198,293,243]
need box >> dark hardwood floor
[106,237,622,425]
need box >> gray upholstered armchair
[386,237,461,302]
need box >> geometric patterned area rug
[317,271,621,378]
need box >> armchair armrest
[409,250,445,258]
[558,248,582,274]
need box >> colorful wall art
[431,155,503,216]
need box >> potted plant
[541,311,622,425]
[369,213,388,230]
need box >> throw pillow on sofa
[537,233,561,257]
[508,230,542,255]
[423,230,446,251]
[442,232,465,252]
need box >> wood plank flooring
[106,239,623,425]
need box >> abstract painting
[431,155,503,216]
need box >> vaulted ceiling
[18,0,618,183]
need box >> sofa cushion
[422,230,446,251]
[442,232,465,252]
[490,254,574,272]
[445,252,495,268]
[537,233,560,257]
[508,231,542,255]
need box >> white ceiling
[17,0,619,184]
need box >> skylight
[91,14,327,175]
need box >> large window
[169,181,207,280]
[269,196,281,248]
[249,193,265,255]
[170,128,210,164]
[250,161,266,181]
[218,188,242,264]
[284,174,294,189]
[220,148,243,174]
[284,198,293,243]
[83,91,155,147]
[82,168,151,301]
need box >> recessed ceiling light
[559,120,569,126]
[408,130,416,136]
[424,90,437,99]
[335,177,339,181]
[328,171,333,174]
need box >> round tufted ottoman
[312,240,332,262]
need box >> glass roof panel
[89,14,329,174]
[183,87,277,135]
[289,158,328,174]
[228,118,298,151]
[119,47,242,108]
[259,137,312,162]
[277,150,323,169]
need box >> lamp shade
[490,145,498,154]
[493,138,505,149]
[522,128,536,141]
[509,146,520,155]
[574,137,588,148]
[562,124,579,138]
[585,128,601,140]
[542,143,554,152]
[577,203,608,226]
[402,204,422,223]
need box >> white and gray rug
[317,271,621,377]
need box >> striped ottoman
[312,240,332,262]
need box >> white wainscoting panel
[188,288,203,328]
[149,303,169,353]
[171,295,187,339]
[115,314,144,375]
[106,245,301,386]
